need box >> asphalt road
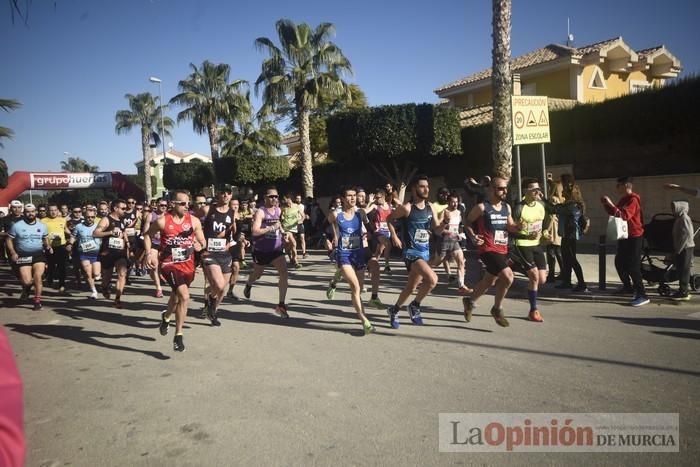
[1,252,698,466]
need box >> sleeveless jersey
[515,201,545,247]
[337,211,364,254]
[99,215,127,255]
[253,207,282,252]
[442,209,462,240]
[74,222,101,255]
[203,207,234,253]
[281,207,299,233]
[374,204,392,237]
[476,201,509,255]
[159,212,195,274]
[122,210,138,238]
[403,202,433,261]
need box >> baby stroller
[641,213,700,296]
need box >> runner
[65,206,84,287]
[200,185,236,326]
[237,199,254,268]
[330,186,376,334]
[93,199,129,308]
[140,200,166,298]
[0,201,24,266]
[6,204,49,310]
[325,196,344,299]
[227,197,243,301]
[144,190,206,352]
[366,188,399,274]
[41,204,68,294]
[431,187,456,284]
[243,186,290,318]
[122,197,140,283]
[355,187,384,308]
[70,207,102,299]
[462,176,521,327]
[281,193,302,269]
[386,175,439,328]
[431,191,472,295]
[510,178,547,322]
[294,194,308,259]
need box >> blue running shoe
[630,295,650,307]
[387,305,400,329]
[408,301,423,325]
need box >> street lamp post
[149,77,166,200]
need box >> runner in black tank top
[199,186,235,326]
[93,199,129,308]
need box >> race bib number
[414,229,430,244]
[108,237,125,250]
[171,247,190,263]
[125,227,136,237]
[265,227,279,239]
[16,256,32,265]
[378,221,389,231]
[341,235,362,250]
[527,221,543,234]
[207,238,226,252]
[448,225,459,234]
[80,240,98,253]
[494,230,508,246]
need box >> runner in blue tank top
[242,186,290,318]
[386,175,439,328]
[330,186,376,335]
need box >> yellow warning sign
[512,95,550,145]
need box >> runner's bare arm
[193,217,206,251]
[143,216,165,255]
[387,203,410,222]
[464,203,485,244]
[92,217,111,238]
[506,205,521,233]
[330,210,340,248]
[251,209,268,237]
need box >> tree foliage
[254,18,353,197]
[163,160,215,194]
[60,156,99,172]
[0,98,21,148]
[0,158,8,188]
[220,116,281,158]
[214,155,289,186]
[309,84,367,154]
[327,103,461,164]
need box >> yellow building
[435,36,682,110]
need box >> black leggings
[615,236,645,297]
[47,245,67,287]
[560,237,585,286]
[546,244,563,277]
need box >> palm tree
[255,19,353,198]
[220,115,282,158]
[491,0,513,179]
[169,61,250,163]
[60,156,98,172]
[115,93,173,200]
[0,98,21,148]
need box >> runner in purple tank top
[243,186,290,318]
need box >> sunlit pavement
[1,252,698,466]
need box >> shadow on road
[5,323,171,360]
[594,315,700,341]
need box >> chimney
[512,73,521,96]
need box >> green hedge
[214,155,290,186]
[459,75,700,179]
[163,160,215,194]
[327,103,461,164]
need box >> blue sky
[1,0,698,175]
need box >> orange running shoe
[527,309,543,322]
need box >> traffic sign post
[511,95,551,199]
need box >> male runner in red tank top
[144,191,205,352]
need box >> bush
[327,103,461,164]
[214,155,290,186]
[163,160,214,194]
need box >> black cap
[217,183,233,193]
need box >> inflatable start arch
[0,171,146,206]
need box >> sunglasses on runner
[266,195,279,199]
[173,201,188,206]
[158,204,168,208]
[495,186,508,191]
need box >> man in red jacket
[601,176,649,306]
[0,328,25,467]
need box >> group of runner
[3,174,561,352]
